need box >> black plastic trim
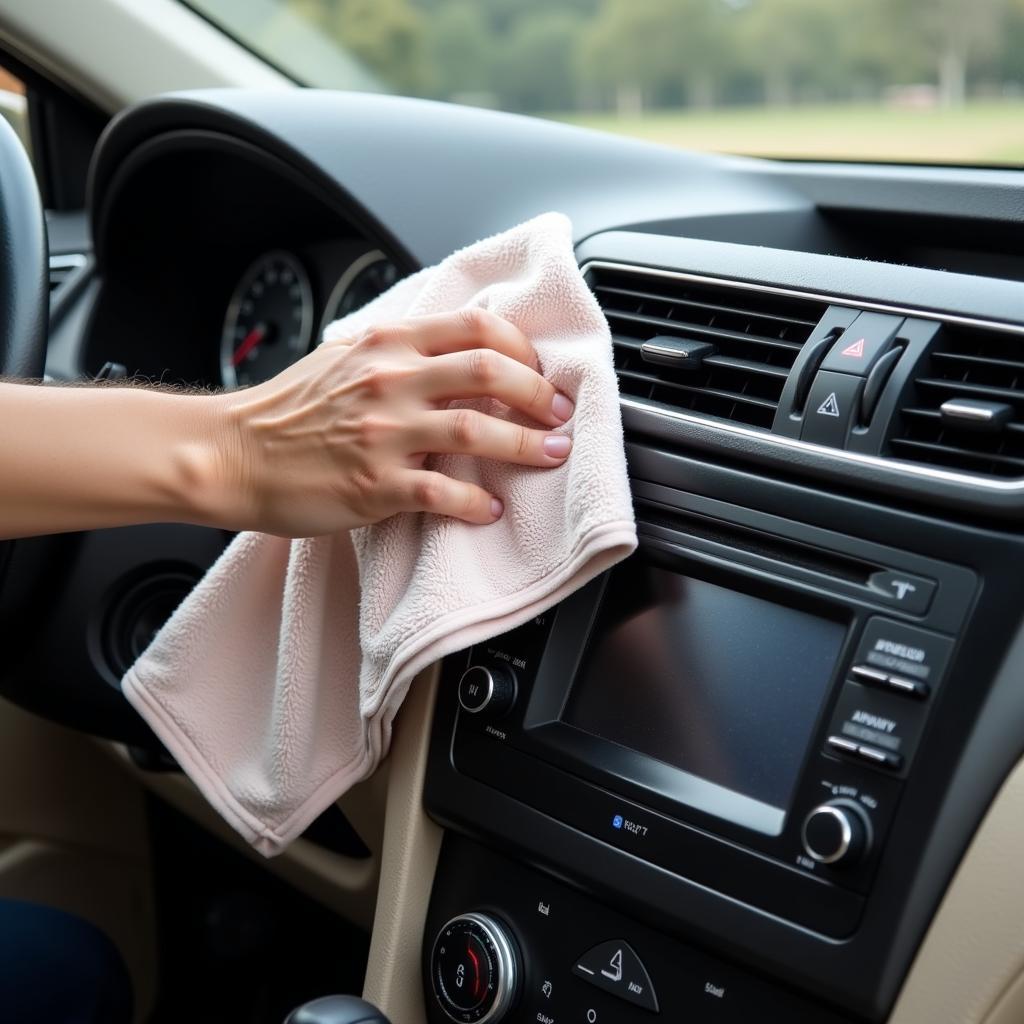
[425,442,1024,1021]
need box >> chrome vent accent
[890,324,1024,478]
[588,266,829,429]
[49,253,87,295]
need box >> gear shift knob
[284,995,391,1024]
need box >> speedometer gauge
[320,250,401,336]
[221,250,314,388]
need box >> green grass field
[558,100,1024,165]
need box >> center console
[419,228,1024,1024]
[423,442,1024,1023]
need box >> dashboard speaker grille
[890,324,1024,478]
[588,266,828,429]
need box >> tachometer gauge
[320,250,401,337]
[221,250,314,388]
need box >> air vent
[588,266,829,429]
[49,253,87,296]
[890,324,1024,478]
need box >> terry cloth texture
[122,212,637,855]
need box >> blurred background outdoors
[146,1,1024,164]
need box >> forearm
[0,381,233,539]
[0,310,571,540]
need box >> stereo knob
[458,664,516,717]
[802,800,871,866]
[431,912,520,1024]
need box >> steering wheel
[0,113,48,378]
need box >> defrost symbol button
[574,940,659,1013]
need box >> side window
[0,67,30,158]
[0,56,108,212]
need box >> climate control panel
[424,835,853,1024]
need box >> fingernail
[543,435,572,459]
[551,393,574,422]
[490,498,504,519]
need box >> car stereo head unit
[556,557,845,835]
[442,501,974,938]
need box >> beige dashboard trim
[104,742,385,930]
[891,752,1024,1024]
[363,664,443,1024]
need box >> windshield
[186,0,1024,167]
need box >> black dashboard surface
[85,89,1024,282]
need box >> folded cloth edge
[121,518,637,856]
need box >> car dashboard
[15,88,1024,1024]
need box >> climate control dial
[802,800,871,866]
[430,913,520,1024]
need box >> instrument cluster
[220,247,401,387]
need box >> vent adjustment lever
[640,335,716,369]
[939,398,1013,432]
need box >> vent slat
[589,265,828,432]
[889,323,1024,478]
[594,283,820,328]
[900,407,1024,435]
[616,369,780,412]
[702,355,791,380]
[916,378,1024,405]
[890,438,1024,474]
[604,309,804,354]
[931,351,1024,374]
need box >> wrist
[162,390,251,532]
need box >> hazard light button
[820,312,902,377]
[801,370,863,447]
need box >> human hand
[211,309,574,537]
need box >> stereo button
[854,619,954,690]
[855,744,903,771]
[867,569,937,615]
[851,664,930,699]
[803,801,871,866]
[458,664,517,717]
[574,941,659,1013]
[884,675,930,699]
[850,665,889,686]
[826,735,859,757]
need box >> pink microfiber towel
[121,212,636,856]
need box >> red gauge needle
[466,944,482,998]
[232,325,266,367]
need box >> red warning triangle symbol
[841,337,866,358]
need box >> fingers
[396,309,540,370]
[411,409,571,467]
[417,349,573,427]
[393,469,504,524]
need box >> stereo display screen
[563,560,846,816]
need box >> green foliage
[287,0,428,93]
[282,0,1024,112]
[491,10,586,112]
